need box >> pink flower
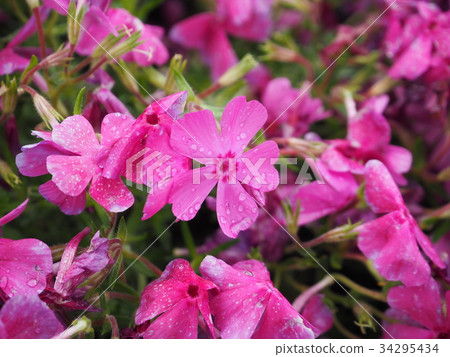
[17,114,136,213]
[0,295,64,339]
[299,295,334,336]
[384,1,450,80]
[0,48,31,76]
[262,78,330,138]
[77,7,168,66]
[199,256,318,338]
[135,259,217,339]
[53,228,112,298]
[216,0,274,41]
[169,96,280,238]
[170,0,273,80]
[294,160,358,225]
[322,95,412,185]
[169,13,237,81]
[0,200,53,299]
[384,278,450,338]
[357,160,445,286]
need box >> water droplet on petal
[240,132,247,139]
[239,193,246,201]
[27,279,38,287]
[238,205,244,212]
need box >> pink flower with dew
[294,159,358,226]
[384,1,450,80]
[262,78,330,138]
[200,256,318,339]
[169,96,280,238]
[53,228,112,298]
[435,233,450,283]
[0,200,53,298]
[169,13,237,81]
[216,0,274,41]
[77,7,168,66]
[322,95,412,185]
[357,160,445,287]
[0,295,64,339]
[16,113,136,213]
[383,277,450,339]
[0,48,32,76]
[135,259,217,339]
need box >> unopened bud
[32,92,64,128]
[25,0,40,9]
[68,0,87,46]
[218,54,258,87]
[1,78,18,114]
[0,159,21,188]
[261,42,299,63]
[108,31,142,60]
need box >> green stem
[333,274,386,302]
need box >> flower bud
[68,0,87,46]
[1,78,18,115]
[218,54,258,87]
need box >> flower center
[187,284,199,298]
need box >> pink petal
[16,141,69,177]
[89,175,134,212]
[383,323,436,339]
[142,181,172,220]
[0,199,28,226]
[0,238,52,297]
[100,112,135,147]
[0,295,64,339]
[170,168,217,221]
[52,115,100,155]
[216,180,259,238]
[7,7,51,48]
[0,48,30,76]
[220,96,268,155]
[387,278,445,332]
[237,141,279,192]
[142,299,199,339]
[348,111,391,151]
[170,109,223,161]
[96,90,134,120]
[206,27,238,81]
[125,24,169,66]
[39,181,86,215]
[414,226,445,269]
[300,295,333,336]
[364,160,404,214]
[389,33,433,80]
[170,13,217,48]
[252,293,317,339]
[383,145,413,184]
[357,212,431,286]
[47,155,98,196]
[232,260,271,281]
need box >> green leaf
[20,55,39,83]
[173,67,197,103]
[73,87,86,115]
[116,216,128,243]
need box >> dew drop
[239,193,246,201]
[238,205,244,212]
[240,132,247,139]
[27,279,38,287]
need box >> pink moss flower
[169,96,280,238]
[17,114,136,213]
[384,278,450,338]
[135,259,217,339]
[77,7,168,66]
[322,95,412,185]
[294,160,358,225]
[200,256,318,339]
[262,78,330,138]
[170,0,273,80]
[0,200,53,299]
[0,295,64,339]
[384,1,450,80]
[357,160,445,286]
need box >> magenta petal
[142,181,171,220]
[383,145,413,183]
[232,260,271,281]
[170,168,217,221]
[52,115,100,155]
[216,180,258,238]
[170,109,223,161]
[0,295,64,339]
[47,155,98,196]
[220,96,268,155]
[364,160,404,214]
[0,238,52,297]
[348,111,391,151]
[96,90,134,120]
[39,181,86,215]
[0,48,30,76]
[89,175,134,212]
[238,140,280,192]
[16,141,69,177]
[414,226,445,269]
[143,299,199,339]
[383,323,436,339]
[388,33,432,80]
[387,278,445,332]
[100,112,135,147]
[0,199,28,226]
[300,295,334,336]
[252,294,317,339]
[357,212,431,286]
